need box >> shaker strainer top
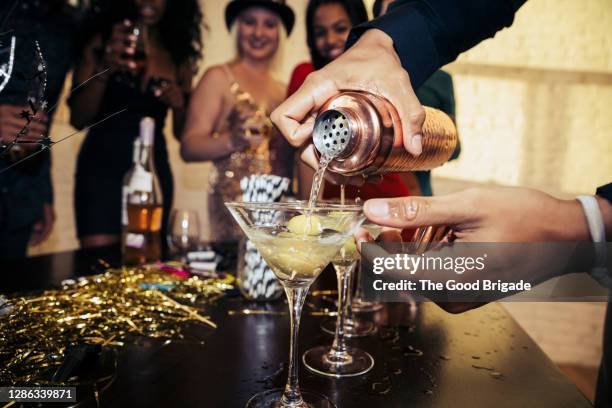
[313,109,352,158]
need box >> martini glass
[349,224,385,313]
[226,201,364,408]
[320,223,382,337]
[302,235,374,377]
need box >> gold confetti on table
[0,266,234,384]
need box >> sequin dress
[207,65,285,242]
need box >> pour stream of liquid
[308,155,332,209]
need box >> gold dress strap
[222,64,242,96]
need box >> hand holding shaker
[312,91,458,175]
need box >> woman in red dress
[287,0,414,202]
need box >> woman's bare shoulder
[199,64,231,83]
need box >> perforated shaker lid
[313,109,352,158]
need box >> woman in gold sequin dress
[181,0,295,242]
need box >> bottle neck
[138,144,155,170]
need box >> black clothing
[596,302,610,407]
[0,0,76,258]
[349,0,527,89]
[596,184,612,407]
[74,75,173,243]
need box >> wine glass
[117,21,148,88]
[226,201,364,408]
[167,209,201,261]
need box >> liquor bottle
[121,117,163,265]
[312,91,458,176]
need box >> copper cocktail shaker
[313,91,458,176]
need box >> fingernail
[365,200,388,218]
[154,89,161,97]
[412,134,422,155]
[371,199,419,221]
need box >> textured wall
[436,0,612,194]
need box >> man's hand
[271,29,424,173]
[29,203,55,246]
[363,187,591,242]
[360,187,600,313]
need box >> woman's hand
[227,108,268,151]
[0,104,48,152]
[153,81,185,110]
[29,203,55,246]
[103,20,139,74]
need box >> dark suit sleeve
[348,0,527,89]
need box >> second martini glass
[226,202,364,408]
[320,223,382,337]
[303,235,374,377]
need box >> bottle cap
[139,117,155,146]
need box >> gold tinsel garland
[0,266,234,384]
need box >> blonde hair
[228,11,287,80]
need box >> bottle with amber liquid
[121,117,162,265]
[312,91,458,176]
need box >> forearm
[180,131,237,162]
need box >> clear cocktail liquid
[308,155,332,209]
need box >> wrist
[548,198,591,241]
[357,28,394,52]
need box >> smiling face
[313,3,352,63]
[134,0,167,26]
[237,7,281,61]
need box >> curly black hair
[79,0,203,68]
[305,0,368,70]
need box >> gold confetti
[0,265,234,384]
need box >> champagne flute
[167,209,201,261]
[118,21,147,88]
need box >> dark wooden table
[0,246,591,408]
